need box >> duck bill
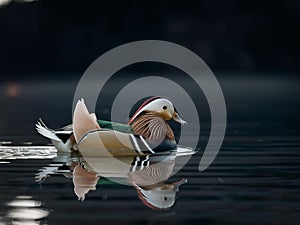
[173,112,187,125]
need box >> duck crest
[131,112,175,142]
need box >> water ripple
[0,146,57,160]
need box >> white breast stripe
[140,155,150,170]
[130,134,142,154]
[131,163,137,173]
[139,136,155,154]
[131,156,141,173]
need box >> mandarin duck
[36,96,187,156]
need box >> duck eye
[163,197,168,201]
[163,106,167,110]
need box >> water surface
[0,76,299,224]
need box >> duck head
[128,96,187,149]
[128,96,187,125]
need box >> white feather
[36,123,61,142]
[35,119,74,153]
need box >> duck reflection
[36,150,194,210]
[77,154,187,210]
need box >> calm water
[0,76,299,224]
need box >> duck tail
[73,99,100,143]
[35,119,61,142]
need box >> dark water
[0,76,300,224]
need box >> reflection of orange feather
[73,99,100,142]
[73,164,99,201]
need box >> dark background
[0,0,299,143]
[0,0,299,79]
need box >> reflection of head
[73,165,99,201]
[132,179,187,210]
[128,155,186,210]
